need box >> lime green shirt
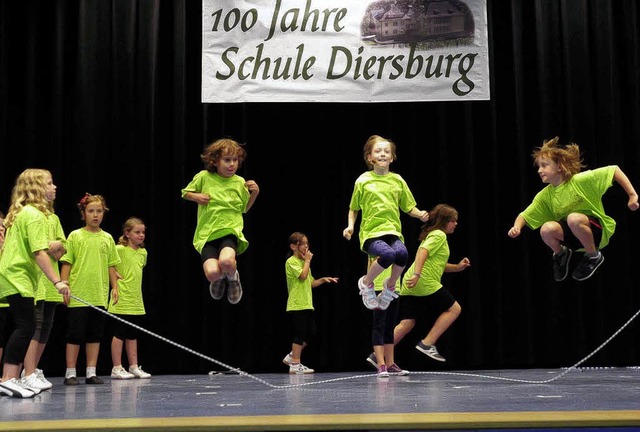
[107,245,147,315]
[285,255,315,311]
[400,229,449,297]
[0,205,50,300]
[348,171,417,251]
[60,228,120,308]
[181,170,250,255]
[521,166,616,249]
[36,213,66,303]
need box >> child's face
[43,173,57,202]
[215,152,239,178]
[291,238,309,258]
[536,156,563,186]
[83,202,105,231]
[126,224,146,248]
[444,218,458,234]
[368,141,394,169]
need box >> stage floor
[1,368,640,431]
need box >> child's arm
[60,262,71,282]
[311,276,339,288]
[182,191,211,205]
[109,266,121,305]
[244,180,260,212]
[445,257,471,273]
[343,209,359,240]
[405,248,429,288]
[407,206,429,222]
[35,250,70,305]
[508,214,527,238]
[614,166,639,211]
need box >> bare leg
[422,302,462,345]
[540,221,564,254]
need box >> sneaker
[64,376,79,386]
[129,366,151,379]
[365,353,377,370]
[358,276,379,310]
[387,363,409,375]
[552,247,573,281]
[377,286,398,311]
[35,369,53,390]
[416,341,446,362]
[111,366,135,380]
[282,353,294,366]
[85,376,104,385]
[377,364,389,378]
[0,378,36,398]
[289,363,314,374]
[21,372,49,393]
[209,278,228,300]
[572,252,604,281]
[227,271,243,304]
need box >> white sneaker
[21,373,47,394]
[0,378,36,398]
[111,366,135,380]
[282,353,293,366]
[358,276,379,310]
[289,363,314,374]
[35,369,53,389]
[377,288,398,311]
[129,366,151,379]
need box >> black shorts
[559,217,603,250]
[66,307,106,344]
[398,288,456,323]
[201,235,238,263]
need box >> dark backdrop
[1,0,639,376]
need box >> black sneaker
[85,376,104,385]
[63,376,79,386]
[572,252,604,281]
[552,247,572,281]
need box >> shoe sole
[554,249,573,282]
[0,383,35,398]
[572,255,604,281]
[415,345,446,362]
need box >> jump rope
[68,292,640,390]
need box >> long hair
[5,168,53,228]
[531,136,585,180]
[118,217,146,247]
[418,204,458,241]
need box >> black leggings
[4,294,36,365]
[32,300,58,343]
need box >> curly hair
[200,138,247,173]
[531,136,585,180]
[5,168,54,228]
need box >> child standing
[394,204,470,363]
[0,210,7,366]
[281,232,338,374]
[60,193,120,385]
[182,138,260,304]
[108,217,151,380]
[0,169,70,398]
[21,191,67,392]
[343,135,429,311]
[508,137,638,281]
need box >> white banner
[202,0,490,103]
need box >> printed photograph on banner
[202,0,489,103]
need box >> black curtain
[1,0,639,376]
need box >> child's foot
[387,363,409,375]
[552,246,573,281]
[358,276,379,310]
[85,376,104,385]
[209,278,227,300]
[377,278,398,310]
[111,366,134,380]
[129,366,151,379]
[416,341,446,362]
[227,271,243,304]
[365,353,377,370]
[289,363,314,374]
[572,251,604,281]
[282,353,294,366]
[377,364,389,378]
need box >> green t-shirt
[60,228,120,308]
[107,245,147,315]
[521,166,616,249]
[0,205,50,300]
[400,229,449,297]
[181,170,250,255]
[285,255,314,311]
[36,213,66,303]
[348,171,417,251]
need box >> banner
[202,0,490,103]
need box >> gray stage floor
[1,368,640,431]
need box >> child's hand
[343,227,353,240]
[457,257,471,271]
[48,241,65,261]
[54,280,70,305]
[406,272,419,288]
[419,210,429,222]
[245,180,260,195]
[508,226,521,238]
[303,250,313,262]
[193,193,211,205]
[628,193,639,211]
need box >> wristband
[53,280,62,285]
[413,272,420,277]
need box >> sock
[86,367,96,378]
[226,271,237,281]
[586,251,600,258]
[65,368,76,379]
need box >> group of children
[0,170,151,399]
[1,133,636,395]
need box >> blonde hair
[363,135,397,170]
[5,168,53,228]
[118,217,146,247]
[77,192,109,220]
[532,136,585,180]
[201,138,247,173]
